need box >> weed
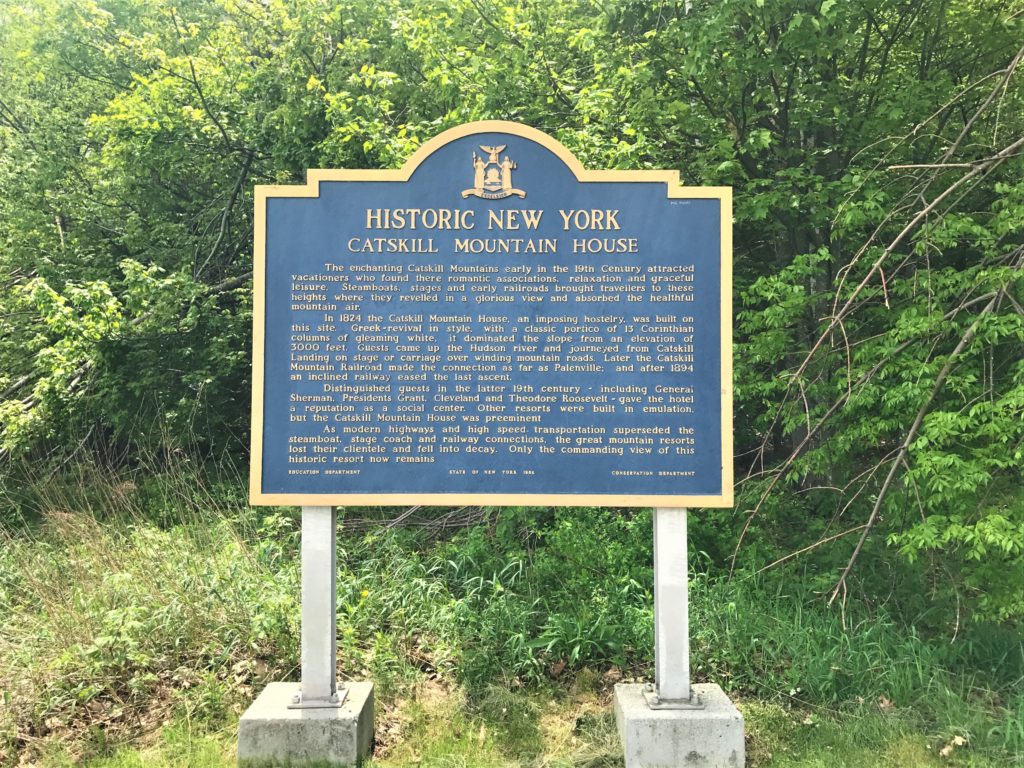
[1,465,1022,765]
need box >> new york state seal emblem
[462,145,526,199]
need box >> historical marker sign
[250,121,731,507]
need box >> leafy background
[0,0,1022,765]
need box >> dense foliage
[0,0,1022,627]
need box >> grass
[1,460,1022,766]
[24,685,1016,768]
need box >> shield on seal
[462,145,526,199]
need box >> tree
[0,0,1021,624]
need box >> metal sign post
[646,508,702,709]
[238,502,372,765]
[614,506,744,768]
[290,505,345,708]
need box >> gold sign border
[250,120,733,508]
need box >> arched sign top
[404,121,594,182]
[251,122,732,508]
[263,121,725,199]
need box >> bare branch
[828,290,1002,604]
[755,523,870,575]
[195,150,254,279]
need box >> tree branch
[195,150,254,279]
[827,285,1007,605]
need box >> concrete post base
[237,681,374,767]
[614,682,744,768]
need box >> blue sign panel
[250,121,732,507]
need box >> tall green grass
[0,461,299,764]
[1,462,1021,765]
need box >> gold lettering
[365,208,476,231]
[521,210,543,229]
[558,209,623,231]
